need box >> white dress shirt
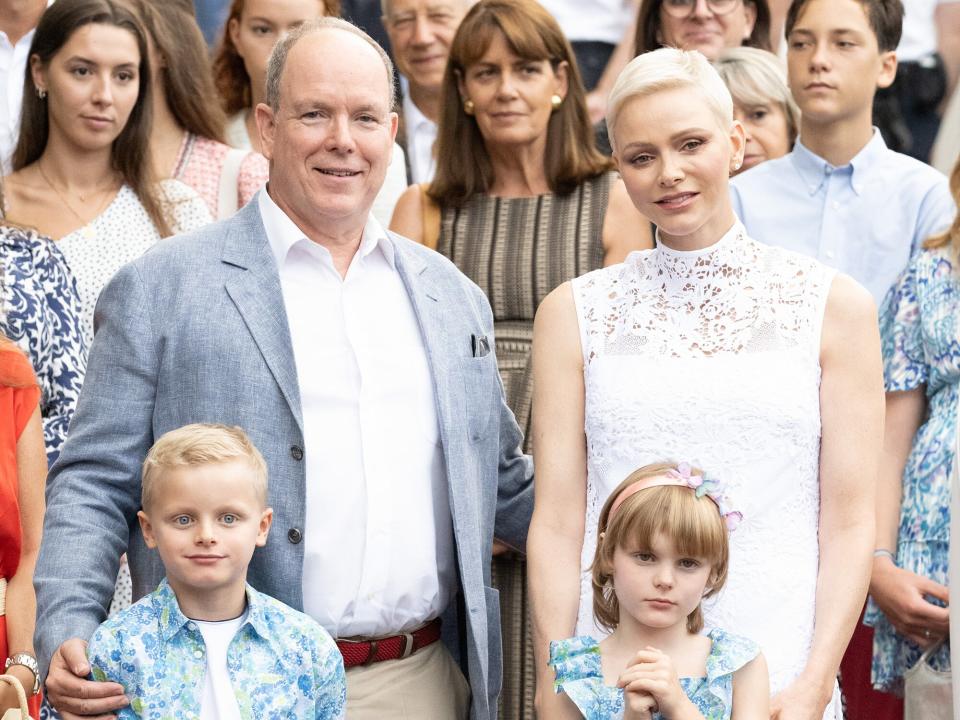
[0,24,36,173]
[898,0,960,61]
[402,93,438,185]
[258,190,455,638]
[537,0,635,44]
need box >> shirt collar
[153,578,276,645]
[790,128,886,197]
[402,93,436,136]
[257,187,395,271]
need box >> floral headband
[608,462,743,532]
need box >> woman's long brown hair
[429,0,612,207]
[13,0,172,237]
[128,0,226,143]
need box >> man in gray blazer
[36,18,532,720]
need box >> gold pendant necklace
[37,161,116,238]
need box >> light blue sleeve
[87,624,140,719]
[729,181,745,221]
[912,177,956,254]
[309,625,346,720]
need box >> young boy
[86,424,346,719]
[730,0,954,304]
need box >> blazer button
[290,445,304,461]
[288,528,303,544]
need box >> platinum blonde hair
[714,46,800,143]
[265,17,396,111]
[607,47,734,152]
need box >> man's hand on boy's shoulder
[46,637,128,720]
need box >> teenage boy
[730,0,954,305]
[86,424,346,720]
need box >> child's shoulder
[91,589,163,640]
[704,628,762,675]
[247,586,336,648]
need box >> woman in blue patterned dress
[0,219,86,467]
[549,463,769,719]
[865,156,960,696]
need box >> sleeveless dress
[0,346,42,718]
[437,171,614,719]
[864,247,956,694]
[571,222,843,718]
[549,629,760,719]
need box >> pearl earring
[37,87,47,100]
[463,99,475,115]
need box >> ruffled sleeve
[879,255,929,393]
[548,636,623,719]
[702,628,761,708]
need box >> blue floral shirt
[549,629,760,720]
[87,579,346,719]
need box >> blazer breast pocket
[461,356,498,442]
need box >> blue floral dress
[864,247,955,694]
[549,629,760,719]
[0,225,86,466]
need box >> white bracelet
[873,548,896,562]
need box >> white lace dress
[571,222,843,718]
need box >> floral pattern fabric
[0,225,86,466]
[864,247,956,694]
[549,628,760,719]
[87,578,346,719]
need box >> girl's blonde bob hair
[592,462,730,634]
[607,47,734,153]
[714,46,800,146]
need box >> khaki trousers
[345,641,471,719]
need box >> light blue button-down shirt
[730,130,954,304]
[88,579,346,719]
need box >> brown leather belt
[336,617,442,668]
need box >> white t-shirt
[899,0,960,61]
[536,0,635,45]
[196,612,247,720]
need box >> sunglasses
[661,0,743,18]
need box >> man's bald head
[264,17,396,111]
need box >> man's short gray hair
[264,17,396,111]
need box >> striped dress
[436,170,614,720]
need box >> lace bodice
[571,224,840,715]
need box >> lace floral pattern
[549,629,760,720]
[571,224,837,708]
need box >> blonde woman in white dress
[528,48,884,720]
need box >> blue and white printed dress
[549,628,760,719]
[864,246,956,694]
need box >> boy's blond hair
[141,424,268,511]
[592,462,729,634]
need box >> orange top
[0,347,40,580]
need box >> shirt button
[187,622,197,631]
[194,650,203,659]
[288,527,303,544]
[290,445,304,461]
[825,166,833,175]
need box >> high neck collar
[655,220,744,259]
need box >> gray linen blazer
[34,198,534,720]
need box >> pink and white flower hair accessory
[608,461,744,531]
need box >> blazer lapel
[222,203,304,433]
[393,239,468,529]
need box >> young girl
[549,462,769,719]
